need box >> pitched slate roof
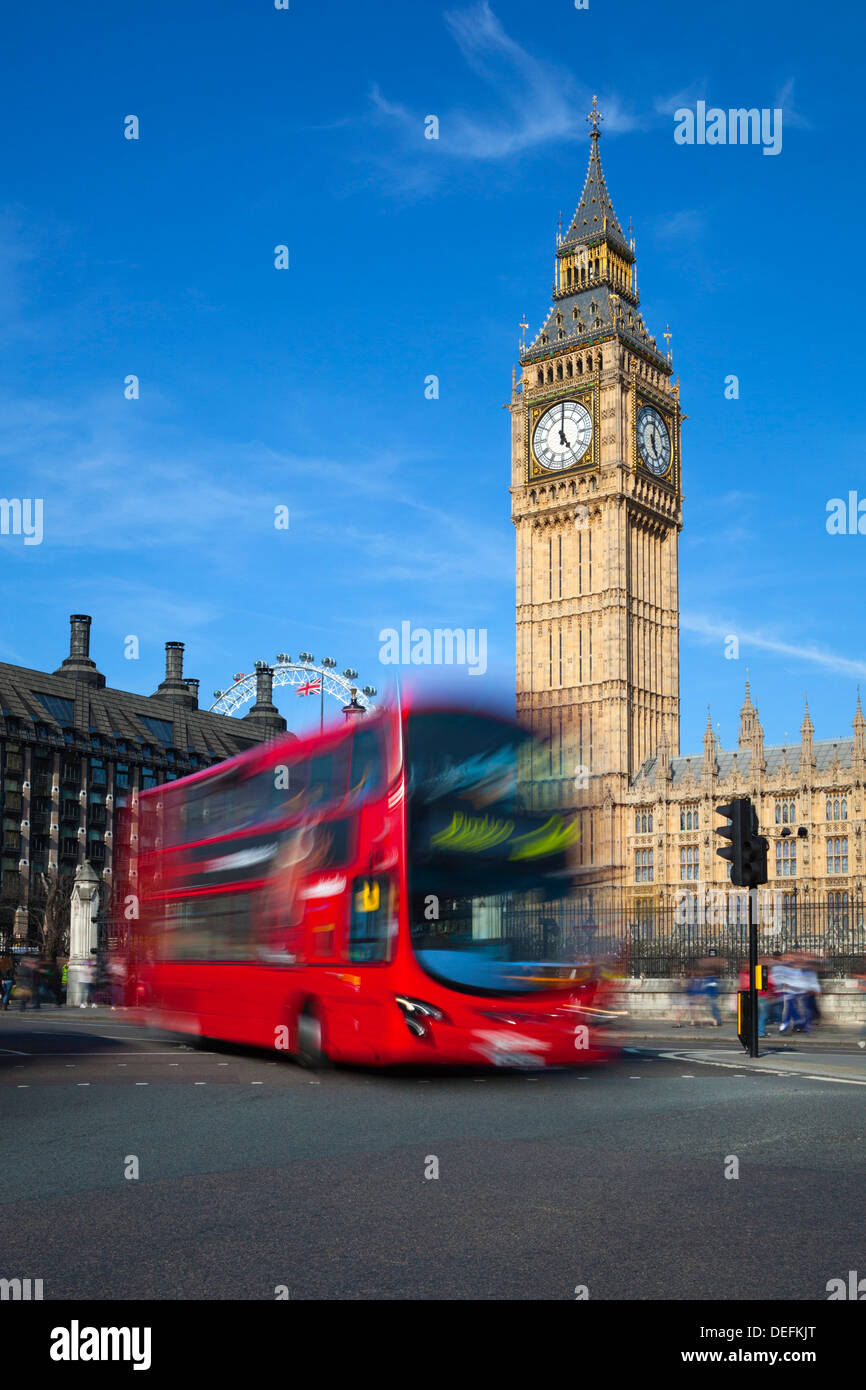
[634,740,856,789]
[0,661,261,763]
[521,285,667,367]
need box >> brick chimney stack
[53,614,106,688]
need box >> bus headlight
[395,995,449,1037]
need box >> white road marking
[659,1050,866,1085]
[805,1075,866,1086]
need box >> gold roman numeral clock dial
[636,405,672,476]
[532,400,593,471]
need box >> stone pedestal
[67,862,100,1007]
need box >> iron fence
[501,899,866,978]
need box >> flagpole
[320,670,324,735]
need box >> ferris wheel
[209,652,377,718]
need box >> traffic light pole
[748,888,759,1058]
[716,796,768,1058]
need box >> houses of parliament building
[510,101,863,932]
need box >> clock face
[532,400,593,471]
[636,405,672,476]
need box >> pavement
[611,1019,866,1052]
[3,1007,866,1300]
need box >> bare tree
[28,872,74,962]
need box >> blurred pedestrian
[685,960,721,1027]
[60,959,68,1005]
[797,955,821,1032]
[856,964,866,1048]
[776,955,807,1034]
[0,956,14,1010]
[107,956,126,1009]
[672,972,689,1027]
[16,956,35,1011]
[701,959,722,1027]
[78,958,95,1009]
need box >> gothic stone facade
[512,105,862,920]
[624,688,865,921]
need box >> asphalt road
[2,1011,864,1300]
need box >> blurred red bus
[119,702,616,1067]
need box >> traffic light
[716,798,747,884]
[716,797,769,888]
[741,802,768,888]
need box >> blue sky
[1,0,864,752]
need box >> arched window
[641,813,647,833]
[648,813,653,833]
[537,369,543,385]
[834,798,840,821]
[566,360,573,377]
[556,363,563,380]
[826,799,832,821]
[826,837,849,874]
[680,810,686,831]
[546,367,554,383]
[576,358,583,374]
[566,266,573,286]
[842,797,848,820]
[635,813,640,834]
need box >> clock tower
[509,100,683,885]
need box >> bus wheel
[296,1002,331,1068]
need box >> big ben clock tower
[510,99,682,884]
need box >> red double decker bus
[119,700,616,1068]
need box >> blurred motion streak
[109,699,619,1068]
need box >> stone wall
[611,977,866,1027]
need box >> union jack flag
[297,679,322,696]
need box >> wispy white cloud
[654,83,707,117]
[774,77,811,129]
[362,1,640,194]
[682,612,866,681]
[652,208,707,241]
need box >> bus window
[348,876,393,963]
[183,774,238,840]
[307,818,353,871]
[349,727,383,804]
[157,893,254,961]
[267,756,309,821]
[308,747,348,809]
[208,893,254,961]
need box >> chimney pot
[165,642,184,682]
[69,614,92,660]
